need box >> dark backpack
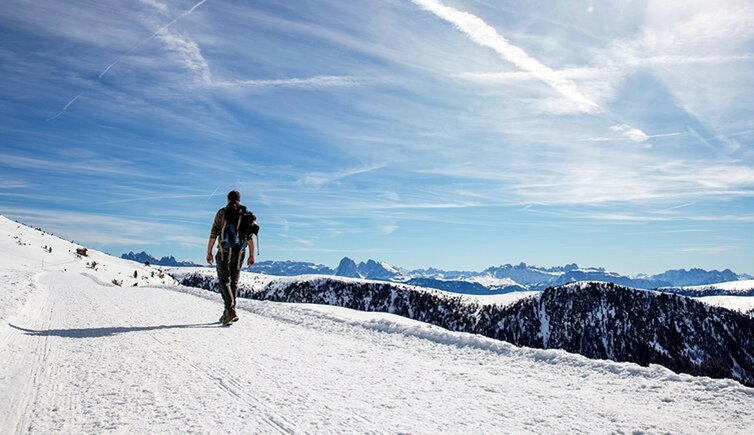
[221,203,260,252]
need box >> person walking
[206,190,256,325]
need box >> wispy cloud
[215,75,364,89]
[48,0,210,120]
[0,152,157,178]
[411,0,599,113]
[300,164,386,188]
[3,0,754,273]
[138,0,169,16]
[47,93,83,121]
[1,206,202,248]
[610,124,649,144]
[153,28,211,84]
[677,246,736,254]
[102,193,219,205]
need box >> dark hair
[227,190,241,203]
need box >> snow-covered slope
[2,216,754,433]
[660,279,754,297]
[0,216,176,321]
[687,279,754,292]
[695,296,754,316]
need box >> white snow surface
[1,216,754,433]
[467,275,523,288]
[694,296,754,314]
[683,279,754,292]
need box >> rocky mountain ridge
[125,251,752,292]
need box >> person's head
[227,190,241,204]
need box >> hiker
[206,190,256,325]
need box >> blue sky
[1,0,754,275]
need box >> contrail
[47,93,83,121]
[147,0,208,42]
[410,0,599,113]
[205,184,221,203]
[48,0,209,121]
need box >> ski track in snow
[0,270,751,433]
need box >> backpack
[221,203,260,252]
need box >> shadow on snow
[8,322,222,338]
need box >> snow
[0,216,176,323]
[694,296,754,314]
[377,260,399,274]
[0,216,176,285]
[684,279,754,292]
[2,216,754,433]
[460,291,541,306]
[467,275,522,287]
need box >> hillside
[2,216,754,433]
[175,269,754,387]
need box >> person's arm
[207,209,223,265]
[206,236,216,265]
[247,236,255,267]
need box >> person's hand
[206,252,214,265]
[247,256,255,267]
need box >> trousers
[215,248,245,315]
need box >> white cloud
[610,124,649,143]
[410,0,600,113]
[139,0,169,15]
[155,29,212,84]
[378,221,398,235]
[419,157,754,206]
[300,164,386,188]
[591,0,754,154]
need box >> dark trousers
[216,248,245,315]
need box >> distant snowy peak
[482,263,562,287]
[335,257,362,278]
[334,257,400,280]
[359,259,399,280]
[378,260,401,275]
[650,268,739,287]
[468,276,522,288]
[121,251,200,267]
[548,270,670,290]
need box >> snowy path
[1,271,753,434]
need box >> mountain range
[122,252,751,293]
[121,251,202,267]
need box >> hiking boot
[223,311,239,325]
[219,312,228,324]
